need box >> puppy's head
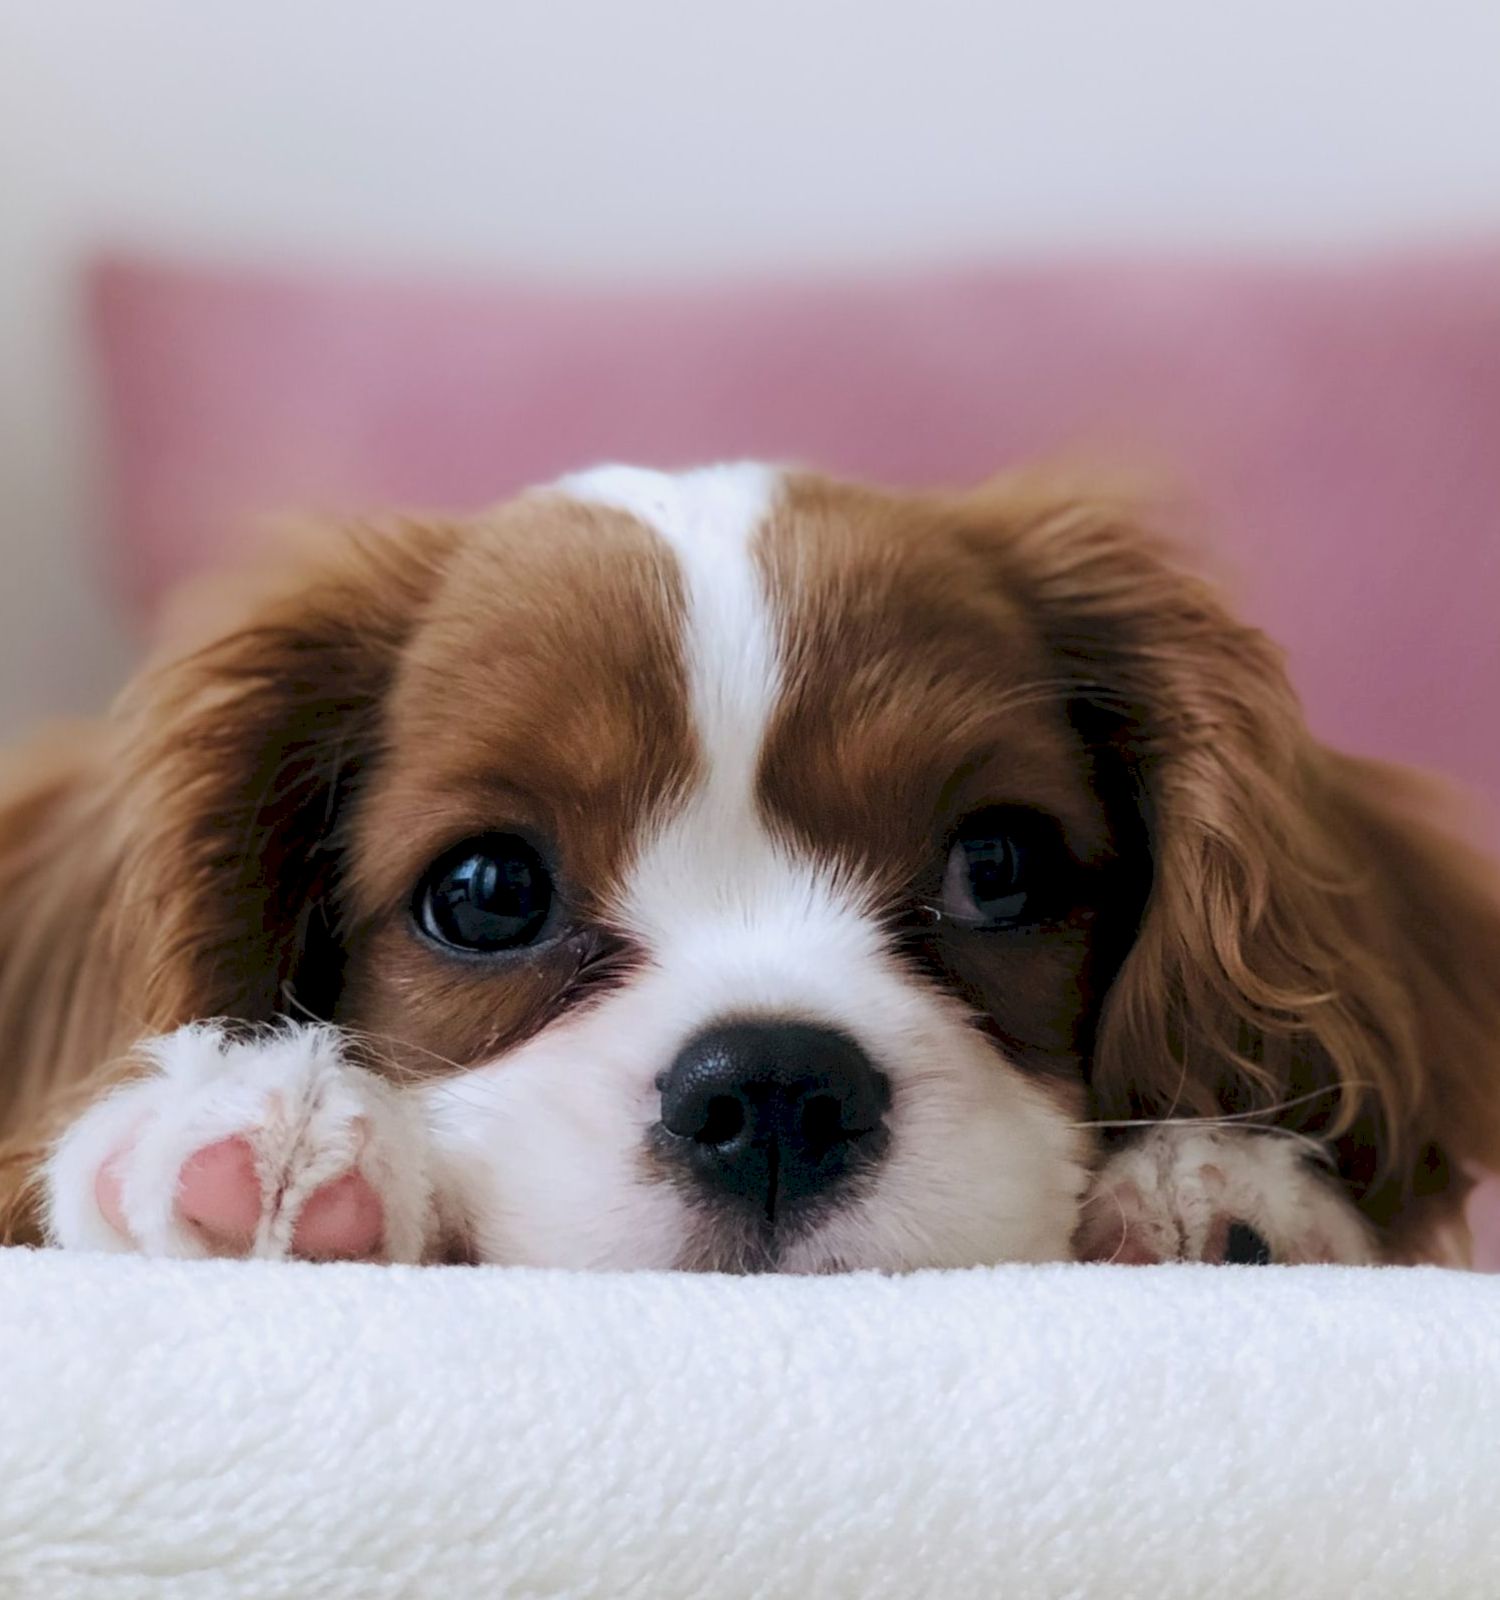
[112,465,1500,1268]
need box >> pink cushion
[91,253,1500,842]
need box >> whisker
[273,988,546,1116]
[1071,1083,1370,1143]
[277,985,471,1077]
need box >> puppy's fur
[1,466,1497,1268]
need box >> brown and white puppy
[0,465,1497,1270]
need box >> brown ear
[0,518,460,1242]
[0,731,127,1143]
[113,516,461,1031]
[964,479,1500,1246]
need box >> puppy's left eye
[414,834,555,954]
[938,808,1071,929]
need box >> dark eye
[414,834,555,954]
[938,809,1071,929]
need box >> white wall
[3,0,1499,735]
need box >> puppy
[0,465,1496,1270]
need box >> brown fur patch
[338,493,696,1071]
[756,475,1140,1086]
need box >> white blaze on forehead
[556,462,823,945]
[556,463,902,1064]
[555,461,782,795]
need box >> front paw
[1075,1126,1377,1265]
[45,1022,435,1261]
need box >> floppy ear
[965,479,1500,1247]
[0,732,127,1142]
[0,518,459,1242]
[114,517,461,1031]
[17,513,463,1070]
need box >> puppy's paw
[1075,1126,1377,1265]
[45,1023,435,1262]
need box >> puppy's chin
[671,1179,1087,1276]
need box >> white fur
[422,922,1087,1270]
[45,1023,435,1262]
[1078,1126,1377,1265]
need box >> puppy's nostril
[799,1093,845,1153]
[697,1094,746,1147]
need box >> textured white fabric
[1,1249,1497,1599]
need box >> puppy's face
[117,461,1494,1270]
[334,466,1147,1270]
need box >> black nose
[656,1021,891,1219]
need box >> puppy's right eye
[413,835,555,954]
[937,807,1073,930]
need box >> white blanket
[1,1249,1497,1599]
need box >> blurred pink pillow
[90,251,1500,845]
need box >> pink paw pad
[174,1138,386,1259]
[291,1170,385,1260]
[93,1149,132,1241]
[96,1134,386,1259]
[176,1136,264,1253]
